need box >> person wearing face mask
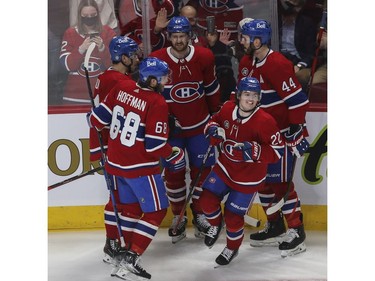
[69,0,119,33]
[236,19,310,258]
[59,0,116,104]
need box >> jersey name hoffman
[116,90,147,112]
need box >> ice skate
[115,251,151,280]
[191,204,211,238]
[214,246,239,267]
[168,215,188,244]
[279,224,307,258]
[204,220,223,248]
[103,238,124,265]
[249,212,286,247]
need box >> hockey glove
[205,125,225,146]
[165,146,186,172]
[284,125,310,158]
[233,141,261,162]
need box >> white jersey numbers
[281,77,297,92]
[110,105,140,147]
[155,122,167,135]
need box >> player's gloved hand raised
[165,147,186,172]
[205,125,224,146]
[284,124,309,158]
[233,141,261,162]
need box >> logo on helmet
[147,60,157,67]
[256,22,266,29]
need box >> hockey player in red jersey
[59,0,115,104]
[149,16,221,243]
[201,77,285,266]
[89,57,185,280]
[237,19,310,257]
[89,35,141,266]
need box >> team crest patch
[209,177,216,184]
[223,120,230,129]
[241,67,249,76]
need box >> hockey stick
[48,166,103,190]
[84,42,126,248]
[172,145,213,235]
[266,155,297,215]
[307,10,327,97]
[244,214,261,227]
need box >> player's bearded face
[170,33,189,52]
[247,43,257,56]
[240,35,252,55]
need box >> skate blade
[103,253,114,264]
[250,234,286,247]
[171,233,187,244]
[194,228,206,238]
[115,267,149,281]
[281,242,307,258]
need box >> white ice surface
[48,228,327,281]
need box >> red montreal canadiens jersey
[89,68,133,161]
[149,45,221,137]
[238,50,309,133]
[208,101,284,194]
[59,26,115,103]
[90,80,173,178]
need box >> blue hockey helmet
[109,36,139,62]
[237,77,261,100]
[167,16,192,34]
[240,19,272,45]
[139,57,169,83]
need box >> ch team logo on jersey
[241,67,249,77]
[78,57,102,78]
[200,0,230,13]
[169,82,202,103]
[223,139,242,162]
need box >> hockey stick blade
[266,198,285,215]
[266,155,298,215]
[84,42,96,70]
[244,215,260,227]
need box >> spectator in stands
[119,0,176,55]
[179,3,236,103]
[48,2,70,105]
[311,29,326,86]
[278,0,317,91]
[59,0,116,104]
[185,0,244,42]
[179,4,207,47]
[69,0,119,34]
